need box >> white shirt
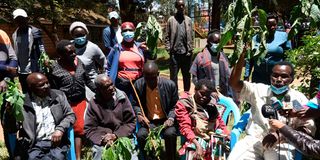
[114,26,123,44]
[32,96,55,141]
[240,81,316,139]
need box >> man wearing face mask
[165,0,193,93]
[228,48,315,160]
[190,29,234,99]
[107,22,149,100]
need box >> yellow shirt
[146,86,165,120]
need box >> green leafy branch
[288,0,320,39]
[39,51,54,74]
[102,137,134,160]
[219,0,268,66]
[144,125,165,160]
[0,79,24,122]
[286,34,320,97]
[135,15,163,59]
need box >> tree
[286,0,320,97]
[1,0,107,46]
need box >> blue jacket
[103,26,118,51]
[106,42,147,83]
[245,30,291,84]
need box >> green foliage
[135,15,163,59]
[144,125,165,160]
[289,0,320,39]
[0,79,25,122]
[220,0,268,66]
[0,141,9,160]
[39,51,54,74]
[102,137,134,160]
[286,34,320,97]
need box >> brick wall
[0,23,106,56]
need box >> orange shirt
[117,45,144,80]
[146,86,165,120]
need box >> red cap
[121,22,135,30]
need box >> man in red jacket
[175,79,229,159]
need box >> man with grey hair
[84,74,137,160]
[103,11,122,55]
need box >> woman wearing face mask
[45,40,96,160]
[69,21,107,101]
[107,22,150,100]
[69,21,107,82]
[190,29,234,99]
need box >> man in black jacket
[132,62,179,160]
[4,73,75,159]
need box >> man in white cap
[102,11,122,55]
[12,8,45,93]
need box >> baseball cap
[13,9,28,19]
[108,11,120,19]
[121,22,135,30]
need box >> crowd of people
[0,0,320,160]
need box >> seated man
[4,73,75,159]
[175,79,230,160]
[132,62,178,160]
[228,48,316,160]
[84,74,137,160]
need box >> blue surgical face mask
[74,36,87,46]
[210,43,219,53]
[271,85,289,95]
[122,31,134,42]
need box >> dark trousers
[170,54,192,92]
[28,140,68,160]
[115,78,137,102]
[18,73,30,94]
[137,120,177,160]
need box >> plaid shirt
[190,47,233,98]
[47,58,96,103]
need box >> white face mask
[210,43,219,53]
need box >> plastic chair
[7,127,76,160]
[230,110,302,160]
[67,127,76,160]
[230,110,250,150]
[180,95,241,159]
[217,95,241,126]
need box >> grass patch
[0,141,9,160]
[155,47,203,76]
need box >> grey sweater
[75,41,107,82]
